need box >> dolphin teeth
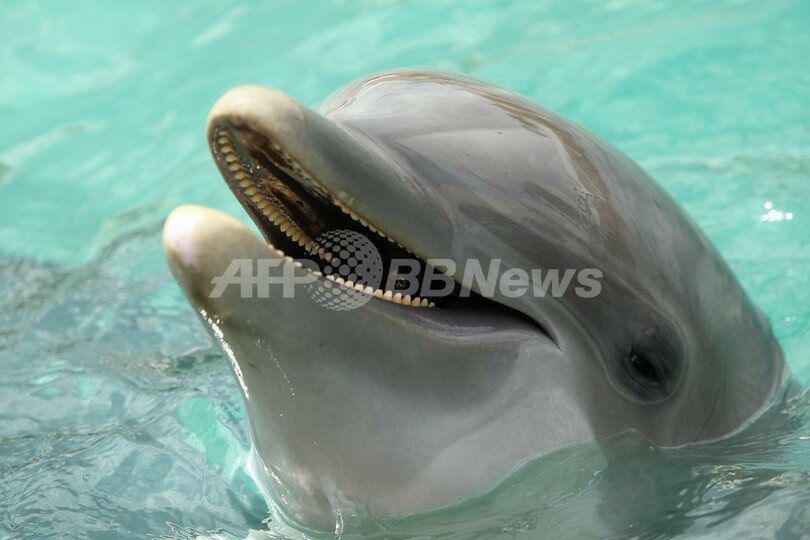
[334,199,350,214]
[214,127,436,309]
[328,195,420,256]
[331,198,390,240]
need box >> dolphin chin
[163,69,788,531]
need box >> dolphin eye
[627,352,660,384]
[611,328,683,404]
[621,350,670,401]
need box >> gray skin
[163,69,788,531]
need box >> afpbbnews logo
[208,229,603,309]
[209,257,603,300]
[382,258,602,299]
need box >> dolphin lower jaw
[163,208,568,528]
[204,269,571,530]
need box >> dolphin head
[163,69,788,530]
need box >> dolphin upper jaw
[204,83,569,345]
[206,85,439,259]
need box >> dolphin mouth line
[209,122,479,309]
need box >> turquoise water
[1,0,809,538]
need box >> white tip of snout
[163,204,270,278]
[163,205,207,266]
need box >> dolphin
[162,69,788,531]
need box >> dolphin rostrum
[162,69,788,531]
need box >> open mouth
[209,121,479,309]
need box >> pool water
[1,0,808,538]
